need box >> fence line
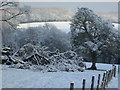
[70,65,116,90]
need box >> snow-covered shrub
[12,43,50,65]
[39,24,71,52]
[63,50,77,59]
[12,44,85,72]
[13,43,34,60]
[35,50,85,72]
[2,23,71,54]
[1,47,14,65]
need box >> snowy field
[2,21,119,89]
[17,21,119,33]
[17,21,71,33]
[1,63,118,88]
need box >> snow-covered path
[1,63,118,88]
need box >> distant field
[17,21,119,33]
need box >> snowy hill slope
[1,63,118,88]
[17,22,119,33]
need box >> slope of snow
[1,63,118,88]
[112,23,119,30]
[17,21,71,33]
[17,22,118,33]
[86,62,113,70]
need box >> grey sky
[22,2,118,13]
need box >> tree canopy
[70,8,119,69]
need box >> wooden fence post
[111,69,114,78]
[108,70,111,82]
[70,82,74,90]
[114,66,116,77]
[91,76,95,90]
[109,70,111,82]
[105,71,108,87]
[103,72,107,89]
[112,69,114,78]
[110,70,112,81]
[100,73,106,88]
[96,74,101,90]
[82,79,86,90]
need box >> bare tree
[0,0,30,29]
[0,0,31,64]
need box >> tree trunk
[88,51,97,70]
[90,61,97,70]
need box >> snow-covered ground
[1,63,118,88]
[17,21,119,33]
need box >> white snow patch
[108,75,118,88]
[17,21,71,33]
[2,63,118,88]
[112,23,119,30]
[17,22,119,34]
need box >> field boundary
[70,65,117,90]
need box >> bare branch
[0,2,9,8]
[0,12,23,21]
[0,8,14,15]
[5,20,17,30]
[1,1,30,30]
[0,2,18,8]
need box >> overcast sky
[22,2,118,13]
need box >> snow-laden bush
[12,43,50,65]
[3,24,71,53]
[12,43,85,72]
[1,47,14,65]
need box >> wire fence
[70,65,117,90]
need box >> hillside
[23,8,118,23]
[97,12,118,23]
[18,8,74,23]
[1,8,118,23]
